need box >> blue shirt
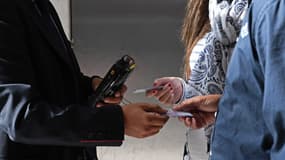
[211,0,285,159]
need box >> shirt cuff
[175,78,187,104]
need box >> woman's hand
[146,77,183,105]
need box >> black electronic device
[89,55,135,107]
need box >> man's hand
[173,94,221,129]
[92,77,127,107]
[122,103,169,138]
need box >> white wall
[50,0,71,40]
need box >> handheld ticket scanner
[89,55,135,107]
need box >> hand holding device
[91,77,127,107]
[89,55,135,107]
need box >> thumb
[173,97,201,112]
[174,95,220,112]
[143,104,167,114]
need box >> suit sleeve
[79,73,93,96]
[0,1,124,147]
[255,1,285,158]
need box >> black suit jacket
[0,0,124,159]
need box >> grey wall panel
[71,0,208,159]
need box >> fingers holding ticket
[145,77,184,105]
[173,95,221,129]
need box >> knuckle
[144,114,151,122]
[144,125,151,132]
[155,105,161,110]
[154,130,160,135]
[158,97,164,102]
[141,131,149,138]
[137,134,144,139]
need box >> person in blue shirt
[174,0,285,159]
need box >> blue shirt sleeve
[255,0,285,158]
[210,0,285,159]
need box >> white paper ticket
[133,86,163,94]
[166,109,193,117]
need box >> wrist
[175,78,186,104]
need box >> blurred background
[51,0,208,159]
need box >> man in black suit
[0,0,169,159]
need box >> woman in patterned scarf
[147,0,249,159]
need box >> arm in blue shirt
[255,0,285,158]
